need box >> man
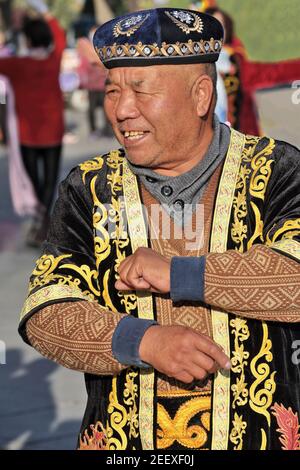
[19,8,300,450]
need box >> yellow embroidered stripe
[123,159,155,451]
[268,238,300,263]
[20,284,95,323]
[210,129,246,450]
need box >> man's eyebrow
[104,78,145,87]
[132,80,144,87]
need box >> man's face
[104,65,203,170]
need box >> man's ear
[194,74,214,118]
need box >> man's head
[94,8,222,173]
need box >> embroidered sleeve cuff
[112,315,158,368]
[170,256,206,302]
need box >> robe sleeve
[171,141,300,322]
[263,140,300,262]
[19,165,107,343]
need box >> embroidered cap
[93,8,224,68]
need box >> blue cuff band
[170,256,206,302]
[112,315,158,368]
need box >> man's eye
[136,91,148,96]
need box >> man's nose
[115,90,140,121]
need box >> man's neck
[151,122,214,177]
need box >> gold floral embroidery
[243,139,275,248]
[59,260,100,297]
[246,201,264,250]
[229,413,247,450]
[91,175,111,270]
[157,395,211,449]
[260,429,267,450]
[230,318,250,409]
[249,322,276,426]
[28,253,99,299]
[102,269,118,313]
[266,219,300,245]
[124,370,139,439]
[29,254,71,292]
[231,137,259,252]
[249,139,275,200]
[107,157,138,315]
[120,293,137,314]
[107,377,128,450]
[107,150,124,195]
[79,156,104,184]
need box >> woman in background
[0,0,65,246]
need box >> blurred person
[197,1,300,134]
[19,8,300,451]
[192,3,243,128]
[77,26,111,138]
[0,0,66,247]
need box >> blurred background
[0,0,299,450]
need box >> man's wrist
[139,324,160,364]
[170,256,206,302]
[112,316,158,368]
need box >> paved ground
[0,87,299,449]
[0,105,118,450]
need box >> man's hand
[115,247,171,293]
[139,325,231,383]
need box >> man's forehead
[106,65,166,84]
[106,64,189,85]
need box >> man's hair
[204,63,217,91]
[203,62,218,111]
[23,18,53,49]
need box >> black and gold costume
[19,128,300,450]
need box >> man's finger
[115,278,151,291]
[194,336,231,370]
[191,351,220,375]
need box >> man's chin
[124,151,156,169]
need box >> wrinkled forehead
[105,63,204,85]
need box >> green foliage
[14,0,83,29]
[218,0,300,61]
[134,0,300,61]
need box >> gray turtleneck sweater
[111,117,231,368]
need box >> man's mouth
[122,130,149,141]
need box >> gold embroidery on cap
[165,10,204,35]
[113,13,150,38]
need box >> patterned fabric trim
[268,239,300,262]
[95,38,222,63]
[123,159,155,451]
[210,129,246,450]
[20,284,94,323]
